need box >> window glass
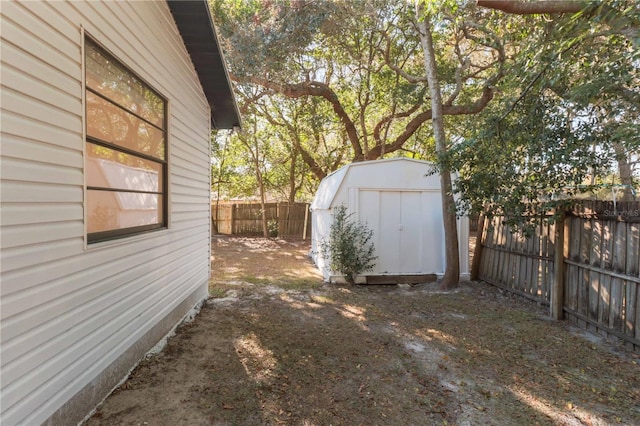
[86,143,163,192]
[86,92,165,160]
[85,38,167,243]
[85,42,164,128]
[87,190,163,233]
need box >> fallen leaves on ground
[86,236,640,426]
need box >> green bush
[320,205,377,284]
[267,219,279,237]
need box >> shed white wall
[0,1,212,425]
[310,209,333,280]
[310,159,469,281]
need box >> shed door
[358,190,444,275]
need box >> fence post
[303,204,309,240]
[470,211,486,281]
[231,204,236,235]
[551,208,568,320]
[214,202,218,235]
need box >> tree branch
[477,1,638,49]
[372,102,423,149]
[259,103,329,181]
[443,86,495,115]
[476,0,586,15]
[368,109,433,159]
[230,74,364,160]
[379,30,428,84]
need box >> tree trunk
[416,3,460,289]
[614,141,635,201]
[288,150,297,204]
[476,1,585,15]
[255,161,269,238]
[251,148,269,238]
[241,125,270,238]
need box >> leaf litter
[86,236,640,426]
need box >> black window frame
[84,37,168,244]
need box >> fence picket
[212,202,311,238]
[599,273,611,327]
[477,201,640,351]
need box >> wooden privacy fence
[474,213,556,304]
[212,202,311,239]
[474,201,640,351]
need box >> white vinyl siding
[0,1,212,425]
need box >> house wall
[0,1,212,425]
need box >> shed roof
[310,166,348,211]
[167,0,241,129]
[310,158,437,211]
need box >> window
[84,38,167,243]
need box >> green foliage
[267,219,279,238]
[320,205,377,284]
[445,1,640,229]
[210,0,444,168]
[211,130,258,199]
[446,94,609,218]
[210,0,639,230]
[211,104,318,202]
[210,0,337,78]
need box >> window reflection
[86,92,165,160]
[85,38,167,242]
[86,143,162,192]
[87,190,163,233]
[85,42,164,128]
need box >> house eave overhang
[167,0,241,130]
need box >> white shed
[0,1,240,425]
[310,158,469,283]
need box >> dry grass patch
[87,236,640,426]
[210,235,323,291]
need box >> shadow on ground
[86,236,640,426]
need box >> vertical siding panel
[589,220,602,322]
[480,217,489,281]
[511,227,520,288]
[628,223,639,277]
[500,221,509,286]
[489,217,496,274]
[599,273,612,327]
[501,220,509,286]
[567,217,581,311]
[565,264,576,312]
[527,223,534,296]
[628,224,640,339]
[544,220,554,300]
[532,222,541,296]
[518,229,527,293]
[496,218,504,285]
[507,229,514,289]
[577,219,590,317]
[609,222,626,332]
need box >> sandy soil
[86,236,640,426]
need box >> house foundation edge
[42,283,208,426]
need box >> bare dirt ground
[87,236,640,426]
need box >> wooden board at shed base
[366,274,438,285]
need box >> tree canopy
[209,0,639,214]
[211,0,511,162]
[450,0,640,223]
